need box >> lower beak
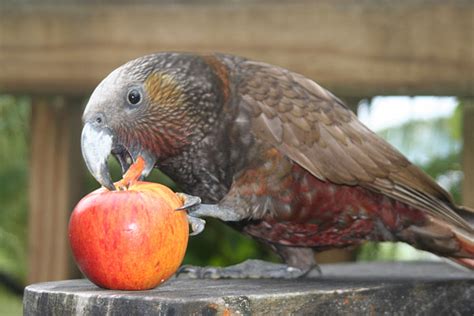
[81,123,115,190]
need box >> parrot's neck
[158,106,254,204]
[158,137,232,203]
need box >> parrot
[81,52,474,278]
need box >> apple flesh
[69,158,189,290]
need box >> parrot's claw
[176,193,202,212]
[175,193,206,235]
[187,215,206,236]
[176,259,320,279]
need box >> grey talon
[187,215,206,236]
[176,193,202,211]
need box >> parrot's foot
[176,193,207,235]
[176,259,321,279]
[176,192,245,222]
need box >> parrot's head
[81,53,226,190]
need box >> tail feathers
[459,205,474,213]
[450,224,474,258]
[451,205,474,268]
[456,205,474,226]
[440,257,473,272]
[451,258,474,270]
[399,216,474,269]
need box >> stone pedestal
[24,262,474,315]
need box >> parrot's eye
[127,89,142,106]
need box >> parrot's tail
[398,206,474,269]
[449,226,474,266]
[449,206,474,268]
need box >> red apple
[69,157,189,290]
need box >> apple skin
[69,182,189,290]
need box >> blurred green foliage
[0,284,22,316]
[0,95,30,314]
[183,218,277,266]
[0,96,29,281]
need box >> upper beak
[81,122,116,190]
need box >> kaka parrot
[81,52,474,278]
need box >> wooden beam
[462,99,474,208]
[1,1,473,97]
[28,97,83,283]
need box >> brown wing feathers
[239,61,473,232]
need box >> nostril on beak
[93,113,106,126]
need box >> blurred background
[0,0,473,314]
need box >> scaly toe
[176,193,201,211]
[175,265,201,279]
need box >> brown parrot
[81,52,474,278]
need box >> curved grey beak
[81,122,116,190]
[81,122,158,190]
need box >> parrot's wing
[238,60,472,232]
